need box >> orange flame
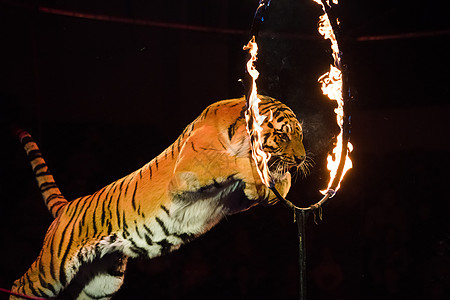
[313,0,353,194]
[243,36,272,187]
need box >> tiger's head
[257,96,308,181]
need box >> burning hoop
[243,1,353,299]
[244,0,353,211]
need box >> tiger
[10,95,306,300]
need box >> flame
[243,36,272,187]
[313,0,353,194]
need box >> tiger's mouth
[269,155,301,173]
[268,154,309,180]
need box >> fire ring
[243,2,354,299]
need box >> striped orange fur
[10,96,306,299]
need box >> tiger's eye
[279,133,289,142]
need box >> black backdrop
[1,0,449,299]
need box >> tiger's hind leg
[77,272,126,300]
[58,252,128,300]
[10,222,64,299]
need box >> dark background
[1,0,449,299]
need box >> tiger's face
[260,102,307,181]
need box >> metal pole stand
[295,208,308,300]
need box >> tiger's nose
[295,155,306,165]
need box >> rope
[2,1,446,41]
[0,287,46,300]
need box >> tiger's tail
[15,128,68,218]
